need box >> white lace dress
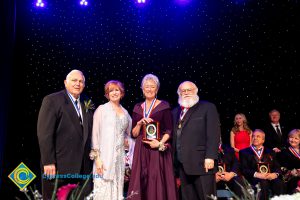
[92,102,131,200]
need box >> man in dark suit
[37,69,93,200]
[172,81,220,200]
[239,129,286,200]
[216,143,243,197]
[263,109,287,153]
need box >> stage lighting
[175,0,191,5]
[35,0,45,7]
[137,0,146,3]
[80,0,88,6]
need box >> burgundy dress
[127,100,178,200]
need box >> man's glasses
[180,88,195,94]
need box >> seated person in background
[239,129,286,200]
[278,129,300,194]
[124,134,135,196]
[263,109,287,154]
[230,113,252,160]
[216,142,243,197]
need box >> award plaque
[218,163,226,173]
[257,162,270,174]
[143,121,160,141]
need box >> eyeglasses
[180,88,195,94]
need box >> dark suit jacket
[239,146,282,183]
[278,147,300,170]
[218,144,239,174]
[37,89,93,175]
[172,101,220,175]
[263,123,287,150]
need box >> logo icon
[8,162,36,190]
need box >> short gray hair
[253,129,265,139]
[141,74,160,89]
[66,69,85,83]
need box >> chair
[217,189,233,199]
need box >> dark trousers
[252,178,286,200]
[217,176,244,197]
[179,164,216,200]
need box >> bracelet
[158,142,166,151]
[89,149,100,160]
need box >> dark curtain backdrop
[0,0,16,189]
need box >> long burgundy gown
[127,100,178,200]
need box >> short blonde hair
[288,129,300,139]
[104,80,125,100]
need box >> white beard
[178,95,199,108]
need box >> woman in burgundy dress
[127,74,178,200]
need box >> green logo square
[8,162,36,190]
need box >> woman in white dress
[90,80,132,200]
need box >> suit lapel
[174,107,181,125]
[80,100,88,144]
[180,102,200,130]
[173,107,181,140]
[63,91,84,138]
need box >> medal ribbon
[180,107,188,120]
[143,98,156,118]
[67,92,81,117]
[289,146,300,160]
[251,145,264,161]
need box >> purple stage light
[137,0,146,3]
[35,0,45,7]
[175,0,191,5]
[80,0,88,6]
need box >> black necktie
[275,125,281,136]
[75,100,83,124]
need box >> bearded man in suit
[37,69,93,199]
[172,81,220,200]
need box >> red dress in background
[234,130,251,160]
[127,101,178,200]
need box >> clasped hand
[215,172,235,182]
[143,138,160,149]
[137,117,153,126]
[255,172,278,180]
